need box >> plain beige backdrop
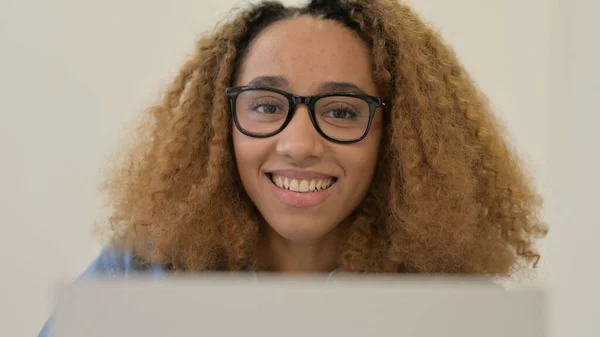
[0,0,597,336]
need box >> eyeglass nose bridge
[286,95,318,132]
[291,95,313,106]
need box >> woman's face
[232,15,383,243]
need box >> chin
[267,218,336,243]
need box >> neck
[262,227,342,273]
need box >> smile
[269,174,336,193]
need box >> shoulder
[77,244,168,280]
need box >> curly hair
[102,0,547,276]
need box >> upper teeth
[271,175,334,193]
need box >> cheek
[339,131,382,183]
[232,129,270,181]
[232,130,242,157]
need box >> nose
[275,105,325,166]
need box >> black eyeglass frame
[225,86,386,144]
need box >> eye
[250,101,284,114]
[324,108,359,119]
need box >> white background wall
[0,0,596,336]
[548,0,600,335]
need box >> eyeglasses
[225,86,386,144]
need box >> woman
[39,0,547,334]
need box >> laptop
[52,274,546,337]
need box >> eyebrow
[245,76,368,95]
[247,76,289,89]
[318,82,367,95]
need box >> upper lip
[267,169,337,180]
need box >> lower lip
[268,175,333,208]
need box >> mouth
[268,173,337,193]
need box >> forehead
[235,15,377,95]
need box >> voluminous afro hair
[102,0,548,276]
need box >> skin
[232,15,384,273]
